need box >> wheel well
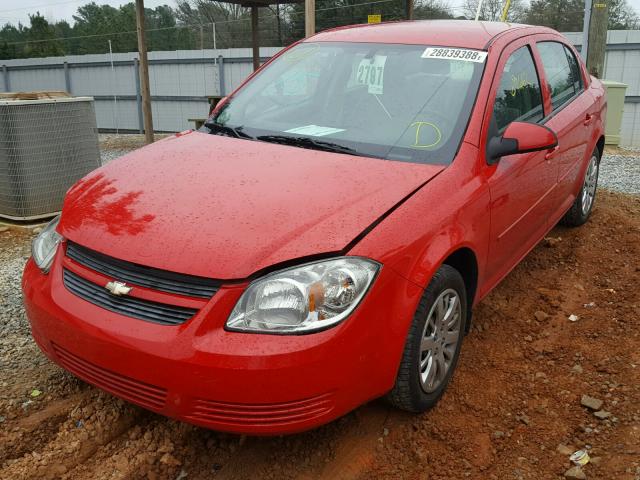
[443,248,478,333]
[596,135,605,160]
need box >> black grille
[63,269,198,326]
[66,242,219,298]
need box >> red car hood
[60,131,443,279]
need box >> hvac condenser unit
[0,94,101,221]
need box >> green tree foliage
[24,13,64,58]
[0,0,638,60]
[414,0,455,19]
[606,0,639,28]
[525,0,585,30]
[0,24,25,59]
[0,2,194,59]
[525,0,639,31]
[287,0,406,39]
[175,0,254,48]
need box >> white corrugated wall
[1,36,638,145]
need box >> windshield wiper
[256,135,359,156]
[203,121,253,140]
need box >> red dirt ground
[1,190,638,480]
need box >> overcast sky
[1,0,639,27]
[0,0,169,26]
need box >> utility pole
[585,1,608,78]
[406,0,414,20]
[251,6,259,71]
[305,0,315,37]
[276,3,282,46]
[581,0,593,63]
[135,0,154,144]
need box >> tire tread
[386,265,465,412]
[560,148,600,227]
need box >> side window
[492,46,544,132]
[564,45,584,94]
[537,41,582,112]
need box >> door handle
[545,146,559,160]
[584,113,593,126]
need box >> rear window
[537,41,584,112]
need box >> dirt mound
[1,190,638,480]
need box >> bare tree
[175,0,253,48]
[414,0,456,19]
[462,0,527,22]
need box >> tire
[387,264,467,413]
[560,148,600,227]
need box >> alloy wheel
[581,155,599,215]
[419,288,462,393]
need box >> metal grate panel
[186,393,334,428]
[52,342,167,410]
[62,269,197,326]
[66,242,220,298]
[0,97,101,220]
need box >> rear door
[482,39,557,287]
[532,39,594,222]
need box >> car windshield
[208,42,486,164]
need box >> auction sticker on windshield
[284,125,346,137]
[421,47,487,63]
[356,55,387,94]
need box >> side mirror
[487,121,558,164]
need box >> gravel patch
[0,235,31,338]
[600,154,640,195]
[100,149,131,166]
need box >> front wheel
[386,265,467,413]
[561,149,600,227]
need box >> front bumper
[22,249,422,435]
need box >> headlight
[227,257,380,334]
[32,216,63,273]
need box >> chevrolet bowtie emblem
[105,280,133,296]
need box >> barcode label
[421,47,488,63]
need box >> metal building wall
[1,47,283,133]
[1,37,638,146]
[564,30,640,148]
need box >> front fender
[350,142,491,303]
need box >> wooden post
[63,61,71,93]
[2,65,9,92]
[276,3,282,46]
[135,0,154,144]
[406,0,414,20]
[251,6,259,71]
[305,0,315,37]
[586,1,608,78]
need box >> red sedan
[23,20,605,434]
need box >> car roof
[309,20,556,50]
